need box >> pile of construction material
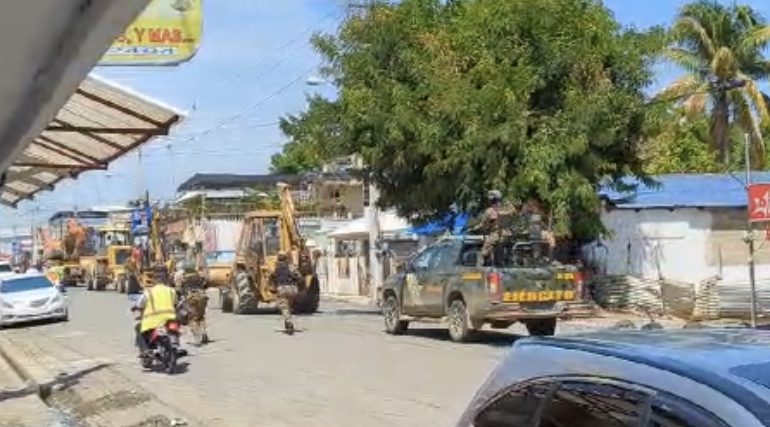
[589,275,770,321]
[692,278,770,320]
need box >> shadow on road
[41,362,112,396]
[330,309,381,317]
[404,328,524,348]
[0,317,66,330]
[0,384,39,403]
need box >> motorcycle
[139,319,182,374]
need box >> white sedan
[0,273,68,327]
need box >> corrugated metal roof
[1,74,183,208]
[602,173,770,209]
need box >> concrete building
[589,173,770,284]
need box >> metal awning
[1,75,183,208]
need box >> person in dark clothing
[270,253,302,334]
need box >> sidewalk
[0,332,198,427]
[0,339,61,427]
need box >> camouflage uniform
[180,267,209,344]
[473,191,516,266]
[271,254,302,334]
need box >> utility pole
[745,132,759,327]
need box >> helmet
[487,190,503,201]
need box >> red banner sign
[748,183,770,222]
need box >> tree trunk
[712,94,730,166]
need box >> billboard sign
[100,0,203,66]
[131,207,154,233]
[748,183,770,222]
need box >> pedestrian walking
[271,253,301,335]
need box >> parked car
[0,262,13,278]
[0,273,69,327]
[380,235,581,342]
[457,329,770,427]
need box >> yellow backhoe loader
[221,183,320,314]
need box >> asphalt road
[1,288,522,427]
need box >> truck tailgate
[490,266,580,304]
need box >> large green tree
[270,94,342,174]
[306,0,660,238]
[658,0,770,167]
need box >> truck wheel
[447,299,474,342]
[525,318,557,336]
[383,295,408,335]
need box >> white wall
[586,208,770,284]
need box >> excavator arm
[277,182,303,254]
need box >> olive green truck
[380,236,582,342]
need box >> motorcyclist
[130,265,179,357]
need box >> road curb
[0,334,40,395]
[0,331,200,427]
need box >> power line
[188,6,344,110]
[169,62,321,148]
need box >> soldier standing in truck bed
[470,190,517,266]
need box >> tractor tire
[525,318,557,336]
[299,277,320,314]
[233,272,256,314]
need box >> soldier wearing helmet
[271,252,302,334]
[470,190,517,266]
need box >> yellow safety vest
[140,284,178,333]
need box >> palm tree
[657,0,770,167]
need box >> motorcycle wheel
[163,340,177,374]
[140,354,153,369]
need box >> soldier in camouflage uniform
[179,259,209,345]
[271,253,302,335]
[471,190,517,266]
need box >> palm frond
[741,25,770,52]
[661,47,707,75]
[738,73,770,125]
[682,90,708,117]
[655,75,702,102]
[732,92,766,166]
[672,16,716,58]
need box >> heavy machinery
[85,222,133,291]
[221,183,320,315]
[43,211,108,287]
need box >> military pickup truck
[380,235,582,342]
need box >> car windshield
[0,264,12,273]
[0,276,53,293]
[207,251,235,263]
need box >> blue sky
[2,0,769,231]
